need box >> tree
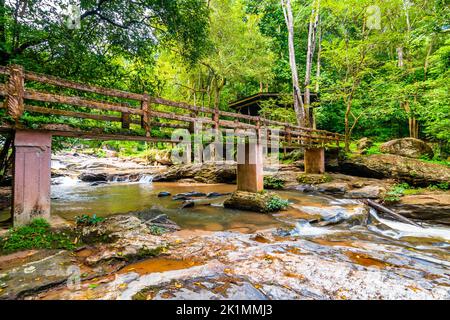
[0,0,210,83]
[280,0,306,127]
[304,0,320,128]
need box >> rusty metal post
[304,147,325,174]
[12,130,52,226]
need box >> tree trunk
[281,0,306,127]
[344,99,351,152]
[313,21,322,130]
[304,0,320,128]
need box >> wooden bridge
[0,65,343,226]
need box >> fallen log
[364,199,423,228]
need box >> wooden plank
[24,70,145,101]
[24,104,121,122]
[46,129,174,143]
[23,89,143,115]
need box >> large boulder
[79,172,108,182]
[356,137,373,153]
[380,138,434,159]
[330,154,450,187]
[153,162,236,183]
[224,191,288,213]
[387,193,450,226]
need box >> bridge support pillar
[12,130,52,226]
[237,139,264,193]
[304,147,325,174]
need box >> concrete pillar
[12,130,52,226]
[304,147,325,174]
[237,139,264,192]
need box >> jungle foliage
[0,0,448,155]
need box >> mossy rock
[297,173,332,185]
[223,191,289,213]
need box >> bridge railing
[0,65,343,147]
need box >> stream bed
[1,161,450,299]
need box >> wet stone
[181,201,195,209]
[0,250,75,299]
[158,192,171,197]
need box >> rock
[0,250,75,299]
[177,191,207,197]
[330,154,450,187]
[315,182,349,194]
[357,137,373,152]
[79,172,108,182]
[345,186,386,199]
[181,201,195,209]
[129,209,181,231]
[388,193,450,225]
[380,138,434,159]
[153,162,236,183]
[90,181,107,186]
[297,173,333,185]
[81,215,167,265]
[224,191,286,213]
[157,192,171,197]
[206,192,231,198]
[0,187,11,210]
[172,195,193,201]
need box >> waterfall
[52,176,79,186]
[139,175,153,184]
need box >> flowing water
[3,173,449,299]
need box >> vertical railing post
[285,124,291,156]
[121,112,130,129]
[5,65,25,122]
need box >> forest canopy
[0,0,449,151]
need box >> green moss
[0,219,76,254]
[136,245,166,259]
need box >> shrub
[149,225,167,236]
[264,176,285,190]
[384,183,410,202]
[75,214,104,226]
[0,219,76,254]
[266,195,290,212]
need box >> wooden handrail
[0,65,343,145]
